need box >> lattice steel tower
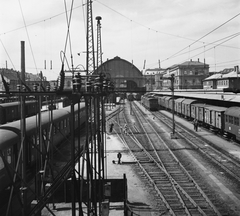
[86,0,95,75]
[96,16,102,72]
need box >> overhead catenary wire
[162,12,240,63]
[63,0,75,70]
[165,32,240,61]
[0,38,16,70]
[18,0,39,74]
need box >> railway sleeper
[154,180,171,184]
[177,182,196,187]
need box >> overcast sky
[0,0,240,80]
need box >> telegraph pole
[20,40,27,216]
[170,74,177,139]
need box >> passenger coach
[224,107,240,141]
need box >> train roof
[148,97,158,100]
[164,96,172,101]
[191,103,211,108]
[175,98,185,102]
[224,107,240,117]
[0,103,85,150]
[204,105,228,112]
[153,91,240,103]
[0,100,36,108]
[0,129,18,150]
[0,109,70,132]
[181,99,198,105]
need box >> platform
[160,109,240,161]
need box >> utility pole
[170,74,177,139]
[20,40,27,216]
[161,74,177,139]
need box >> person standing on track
[193,119,199,131]
[117,152,122,164]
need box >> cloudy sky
[0,0,240,80]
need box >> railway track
[115,102,222,216]
[151,106,240,184]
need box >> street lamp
[161,74,177,139]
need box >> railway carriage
[163,96,172,110]
[132,93,141,101]
[168,98,174,111]
[175,98,185,116]
[191,103,211,125]
[126,93,134,101]
[0,101,39,124]
[204,105,227,133]
[158,96,167,108]
[182,99,198,119]
[141,95,158,111]
[153,91,240,142]
[0,129,18,193]
[224,107,240,141]
[0,103,86,198]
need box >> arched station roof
[95,56,145,92]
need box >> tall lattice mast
[96,16,102,73]
[86,0,95,75]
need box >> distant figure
[117,152,122,164]
[109,123,114,133]
[193,119,199,131]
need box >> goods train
[157,95,240,141]
[0,101,39,124]
[126,93,134,101]
[0,103,86,214]
[132,93,141,101]
[141,94,158,111]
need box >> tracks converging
[114,101,223,216]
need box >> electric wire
[63,0,75,70]
[164,32,240,61]
[163,12,240,62]
[95,0,240,51]
[18,0,39,74]
[0,38,16,70]
[182,32,240,66]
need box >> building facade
[143,68,166,91]
[0,68,49,92]
[162,59,209,90]
[203,68,240,91]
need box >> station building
[203,67,240,91]
[94,56,145,93]
[162,59,209,90]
